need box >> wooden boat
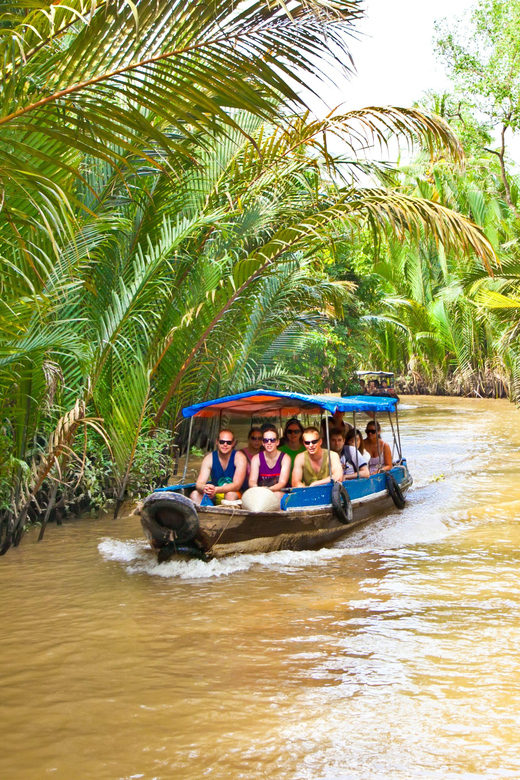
[140,389,412,561]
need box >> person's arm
[214,450,248,495]
[381,441,393,472]
[343,447,370,480]
[196,453,214,496]
[268,453,291,492]
[331,451,344,481]
[291,452,306,488]
[344,464,370,479]
[248,453,260,488]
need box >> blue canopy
[181,389,398,419]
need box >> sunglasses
[250,435,262,441]
[286,428,301,434]
[303,438,320,446]
[366,429,377,434]
[218,439,233,445]
[262,437,277,444]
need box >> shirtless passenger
[320,410,352,441]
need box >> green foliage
[435,2,520,215]
[280,236,388,390]
[65,427,174,511]
[0,0,501,551]
[436,1,520,132]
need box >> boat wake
[98,505,450,581]
[98,536,357,580]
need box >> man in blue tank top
[190,429,247,505]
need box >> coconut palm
[0,0,365,543]
[349,146,517,396]
[0,1,502,550]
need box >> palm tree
[1,0,366,543]
[351,146,515,396]
[0,1,501,550]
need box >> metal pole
[374,411,382,472]
[325,415,333,481]
[182,416,194,483]
[353,411,359,478]
[208,414,219,452]
[395,406,403,463]
[388,410,396,462]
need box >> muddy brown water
[2,396,520,779]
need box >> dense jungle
[1,0,519,546]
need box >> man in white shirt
[329,428,370,480]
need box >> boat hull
[141,464,412,560]
[204,489,399,558]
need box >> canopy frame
[180,389,400,490]
[356,371,395,377]
[182,389,398,420]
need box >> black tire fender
[142,491,199,544]
[157,542,209,563]
[386,472,406,509]
[331,481,353,525]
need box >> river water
[2,396,520,779]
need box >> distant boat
[140,389,412,561]
[355,369,399,398]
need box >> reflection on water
[2,397,520,779]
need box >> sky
[310,0,476,114]
[304,0,520,167]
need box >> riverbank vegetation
[0,0,511,548]
[288,1,520,399]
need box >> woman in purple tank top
[249,425,291,502]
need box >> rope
[208,505,240,551]
[166,528,178,555]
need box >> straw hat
[241,487,280,512]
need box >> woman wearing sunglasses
[248,425,291,500]
[240,427,264,491]
[363,422,393,474]
[279,418,305,475]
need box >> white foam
[128,553,256,579]
[358,516,449,549]
[97,536,363,581]
[97,512,451,581]
[98,537,148,562]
